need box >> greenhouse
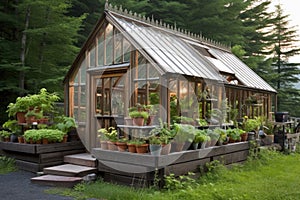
[64,3,276,152]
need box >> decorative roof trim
[104,0,231,52]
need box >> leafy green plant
[129,110,149,120]
[243,117,260,132]
[2,120,21,135]
[172,123,195,143]
[0,130,12,139]
[98,127,118,142]
[194,129,210,143]
[0,156,16,174]
[53,116,77,134]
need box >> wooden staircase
[31,153,98,188]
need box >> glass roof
[108,12,276,93]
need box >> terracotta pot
[18,136,24,143]
[127,143,137,153]
[241,132,248,141]
[4,137,10,142]
[16,112,26,124]
[36,139,42,144]
[161,143,171,155]
[107,141,118,151]
[62,135,68,143]
[136,144,149,154]
[42,138,49,144]
[132,117,145,126]
[116,142,128,152]
[172,142,185,152]
[100,141,108,150]
[124,117,133,126]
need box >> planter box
[92,142,250,187]
[0,141,86,172]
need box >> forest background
[0,0,299,124]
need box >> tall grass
[48,149,300,200]
[0,156,17,174]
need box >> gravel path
[0,170,74,200]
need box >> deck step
[43,164,97,177]
[64,153,97,167]
[31,175,82,188]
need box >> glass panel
[189,82,198,119]
[114,29,122,64]
[80,85,86,106]
[103,78,111,115]
[111,77,125,115]
[80,63,86,84]
[149,64,159,78]
[123,38,131,62]
[179,80,189,116]
[74,85,79,107]
[98,33,104,66]
[89,46,95,67]
[105,24,113,65]
[169,79,178,122]
[96,79,102,114]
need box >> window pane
[105,24,113,65]
[89,46,95,67]
[123,38,131,62]
[111,77,125,115]
[98,33,104,66]
[114,29,122,64]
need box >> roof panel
[209,48,276,92]
[109,12,276,93]
[112,15,224,82]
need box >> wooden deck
[92,142,250,187]
[0,141,86,172]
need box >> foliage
[98,127,118,142]
[0,156,17,174]
[53,116,77,134]
[243,117,260,132]
[0,130,12,139]
[48,149,300,200]
[149,118,173,144]
[172,123,195,143]
[2,119,21,135]
[6,88,60,118]
[129,111,149,120]
[194,129,210,143]
[164,172,197,191]
[24,129,65,143]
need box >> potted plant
[98,127,118,151]
[135,139,149,154]
[127,140,138,153]
[3,119,22,142]
[0,130,12,142]
[148,135,162,156]
[129,110,149,126]
[116,138,128,152]
[194,129,211,149]
[53,116,77,142]
[172,123,195,152]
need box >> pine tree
[269,5,300,115]
[237,0,275,83]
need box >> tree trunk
[19,6,30,96]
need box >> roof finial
[105,0,109,10]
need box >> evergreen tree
[238,0,275,83]
[269,5,300,115]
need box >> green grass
[48,149,300,200]
[0,156,17,174]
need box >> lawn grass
[0,156,17,174]
[48,149,300,200]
